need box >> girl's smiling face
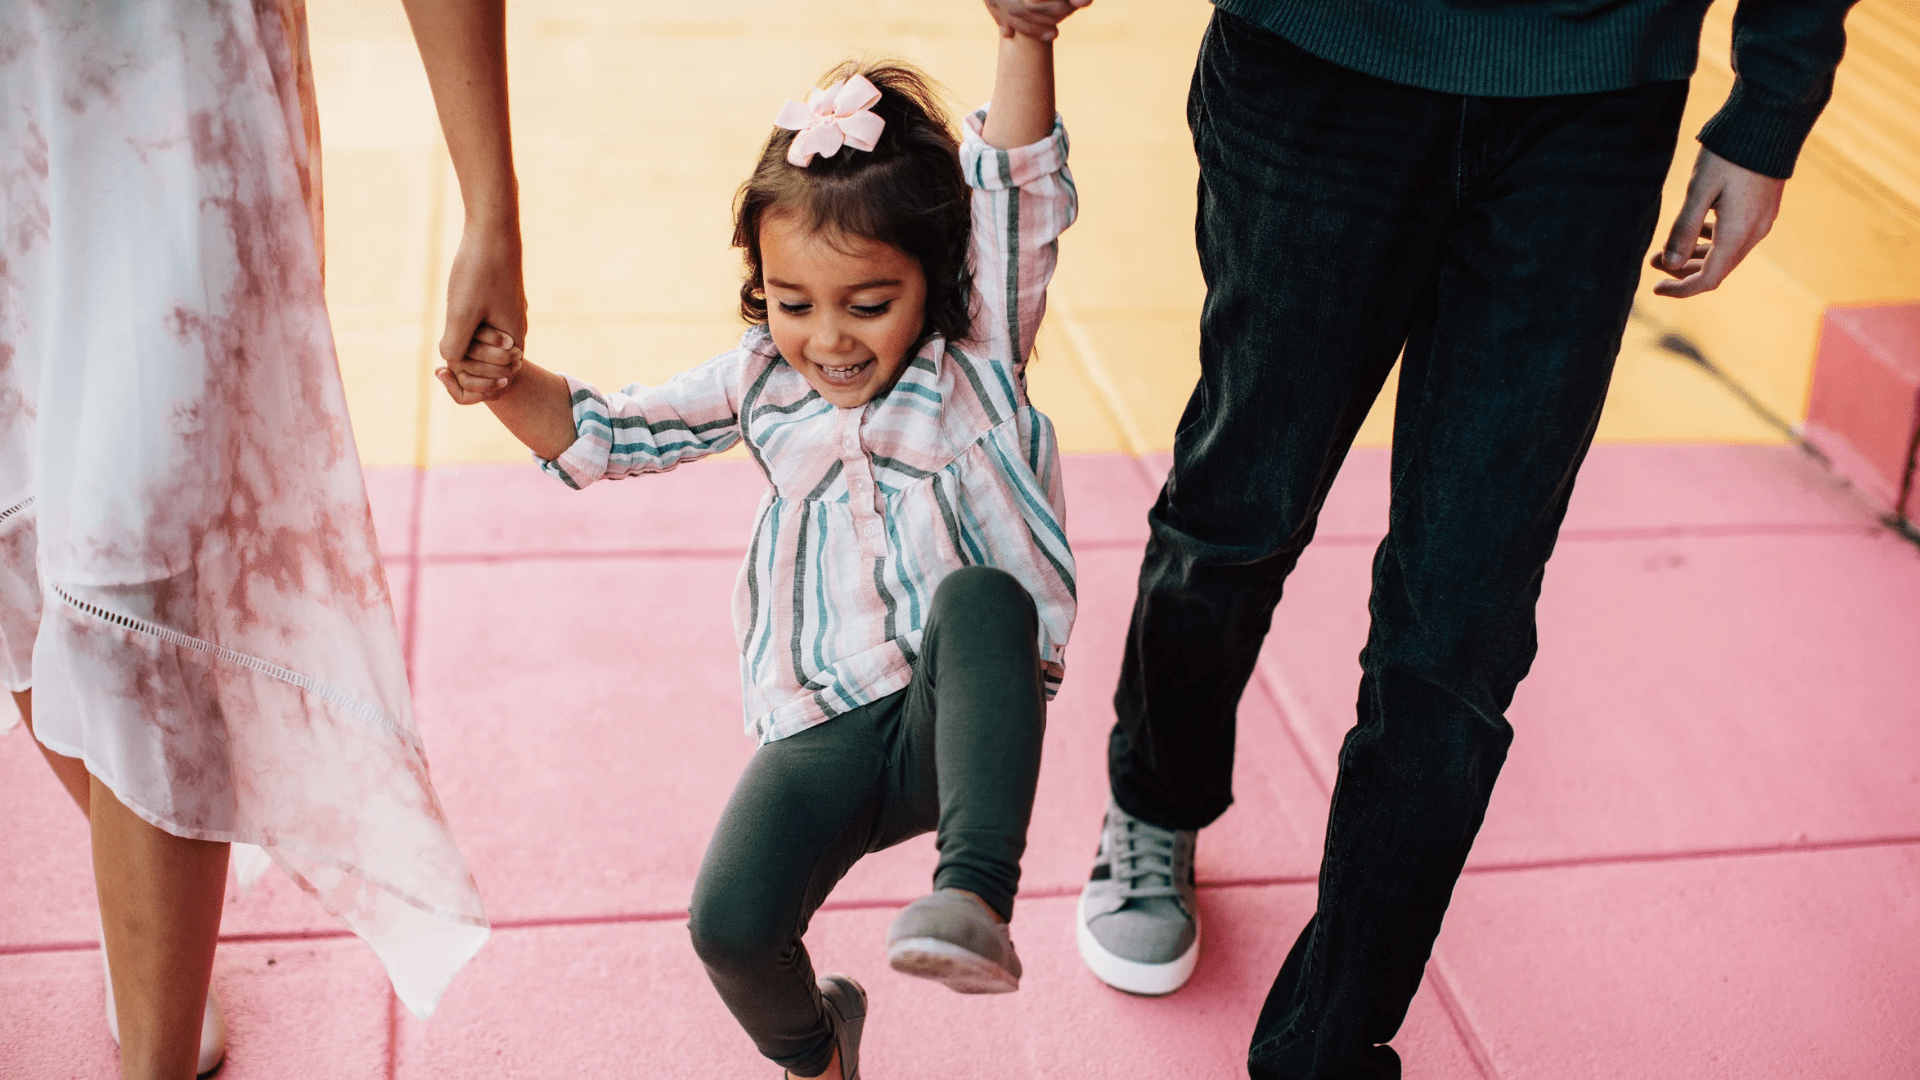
[760,211,928,409]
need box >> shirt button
[864,523,878,539]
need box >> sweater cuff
[1697,79,1828,180]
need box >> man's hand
[983,0,1094,40]
[437,220,527,401]
[1650,147,1786,299]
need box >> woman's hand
[437,221,526,402]
[402,0,525,389]
[982,0,1093,40]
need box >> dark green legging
[686,566,1047,1076]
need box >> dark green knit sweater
[1213,0,1858,179]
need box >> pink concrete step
[1805,303,1920,520]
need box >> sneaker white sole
[1075,887,1201,996]
[887,937,1019,994]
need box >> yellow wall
[313,1,1892,468]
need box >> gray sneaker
[812,974,866,1080]
[1076,798,1201,995]
[886,888,1022,993]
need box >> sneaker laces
[1109,814,1182,901]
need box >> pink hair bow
[774,74,886,167]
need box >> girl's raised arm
[402,0,528,374]
[981,31,1056,149]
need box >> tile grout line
[1461,832,1920,876]
[1251,660,1337,797]
[406,535,1153,566]
[10,832,1920,958]
[384,519,1881,571]
[385,979,402,1080]
[1426,959,1504,1080]
[398,143,448,684]
[390,141,452,1080]
[1250,658,1509,1077]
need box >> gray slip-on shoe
[886,888,1022,994]
[799,974,866,1080]
[1076,798,1201,995]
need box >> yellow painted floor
[309,0,1780,469]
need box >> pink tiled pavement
[4,445,1919,1079]
[1435,844,1920,1079]
[0,937,394,1080]
[1257,520,1920,867]
[393,891,1482,1080]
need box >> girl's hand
[435,325,523,405]
[983,0,1093,40]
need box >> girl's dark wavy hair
[734,61,973,350]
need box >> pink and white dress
[0,0,487,1016]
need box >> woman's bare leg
[13,689,91,814]
[90,774,227,1080]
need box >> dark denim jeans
[1107,13,1688,1080]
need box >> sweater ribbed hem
[1214,0,1711,97]
[1696,79,1828,180]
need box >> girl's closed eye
[852,301,892,317]
[777,300,813,315]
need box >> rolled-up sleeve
[539,349,746,489]
[960,111,1077,370]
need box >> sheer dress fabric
[0,0,486,1016]
[543,111,1079,746]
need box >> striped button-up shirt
[541,110,1078,745]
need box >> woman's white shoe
[102,942,229,1076]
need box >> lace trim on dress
[49,581,416,747]
[0,495,32,528]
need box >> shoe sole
[1074,887,1201,996]
[886,937,1020,994]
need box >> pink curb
[1805,303,1920,521]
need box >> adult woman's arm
[402,0,527,388]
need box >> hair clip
[774,74,886,167]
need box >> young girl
[435,24,1076,1080]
